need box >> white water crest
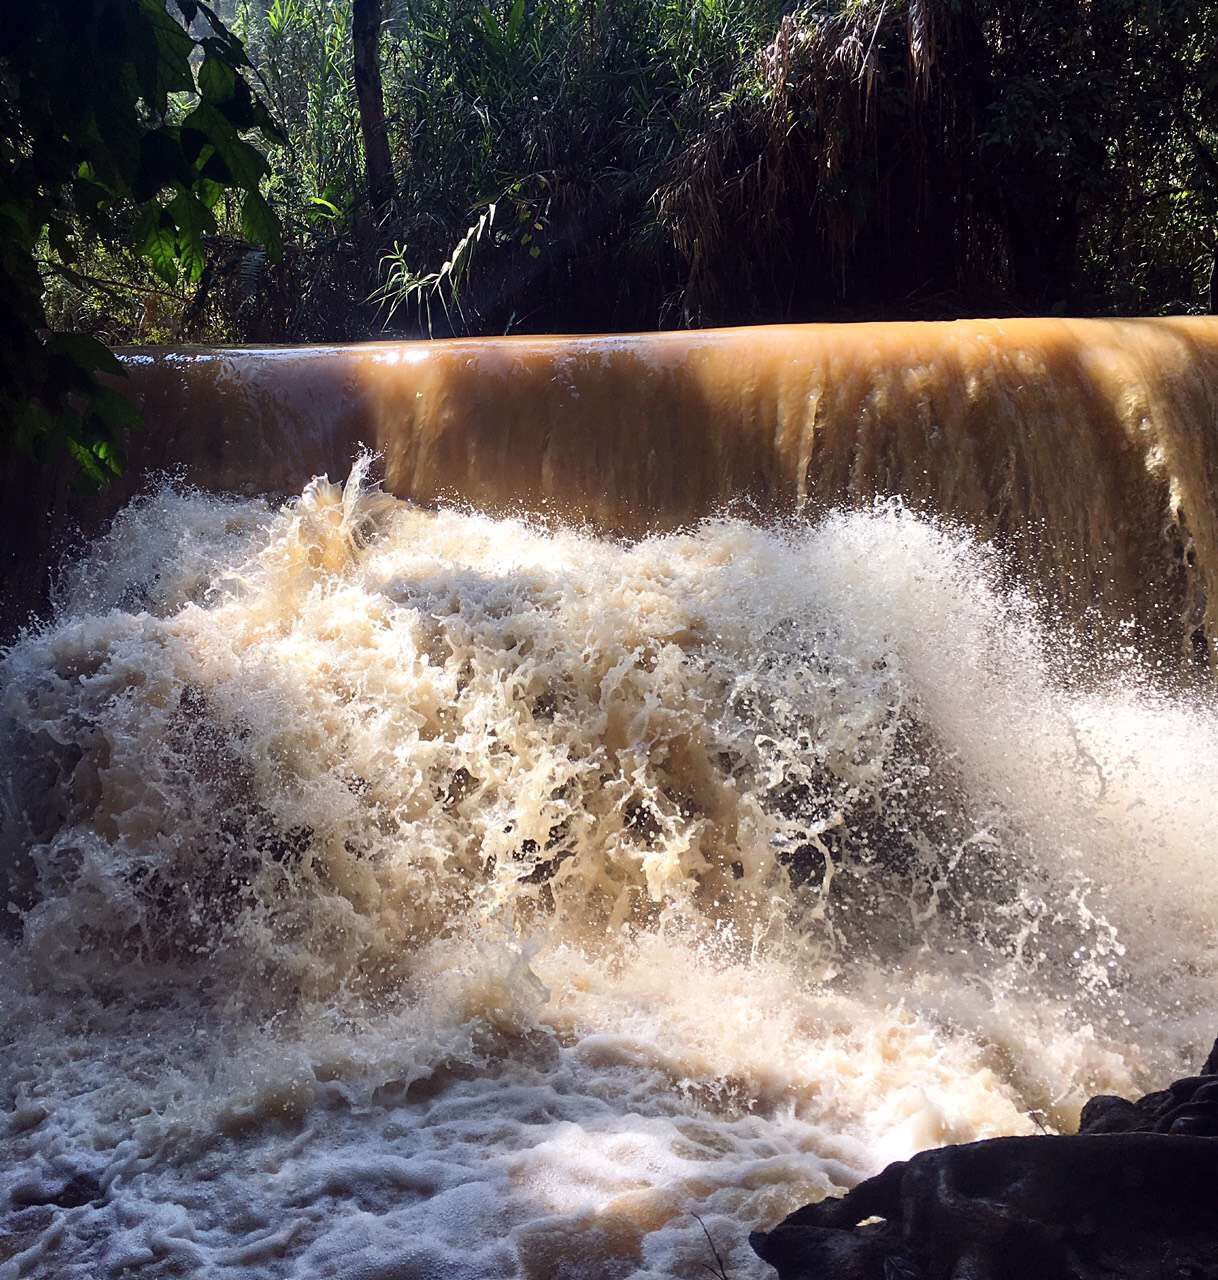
[1,458,1215,1278]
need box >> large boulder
[751,1040,1218,1279]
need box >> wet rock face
[1079,1039,1218,1138]
[751,1041,1218,1280]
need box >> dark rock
[1077,1038,1218,1139]
[752,1037,1218,1279]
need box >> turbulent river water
[2,458,1216,1279]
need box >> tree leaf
[137,204,181,283]
[197,177,225,209]
[47,218,77,264]
[138,0,195,105]
[198,53,237,104]
[197,10,251,66]
[11,404,58,456]
[169,188,216,282]
[134,128,193,201]
[47,333,124,377]
[241,189,283,260]
[181,102,268,186]
[90,438,126,476]
[251,98,287,146]
[66,438,110,490]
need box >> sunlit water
[1,458,1215,1278]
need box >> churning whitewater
[1,458,1216,1279]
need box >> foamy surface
[1,460,1214,1277]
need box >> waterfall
[2,321,1217,1279]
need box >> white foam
[1,461,1214,1277]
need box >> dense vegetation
[6,0,1218,472]
[0,1,281,480]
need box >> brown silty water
[1,319,1217,1278]
[100,318,1218,661]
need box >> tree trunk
[352,0,393,212]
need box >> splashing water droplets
[1,460,1216,1278]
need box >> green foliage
[371,205,498,334]
[353,0,795,331]
[16,0,1218,381]
[354,0,1218,331]
[0,0,282,482]
[230,0,359,225]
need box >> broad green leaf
[251,98,288,146]
[92,439,126,476]
[222,137,270,189]
[135,129,192,201]
[67,438,110,489]
[181,102,269,187]
[197,177,225,209]
[199,15,251,66]
[241,189,283,260]
[478,6,504,51]
[138,0,195,102]
[47,333,124,377]
[169,188,216,281]
[217,78,261,133]
[199,53,237,104]
[89,98,144,191]
[137,204,181,283]
[0,202,33,243]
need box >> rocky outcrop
[751,1040,1218,1280]
[1077,1038,1218,1137]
